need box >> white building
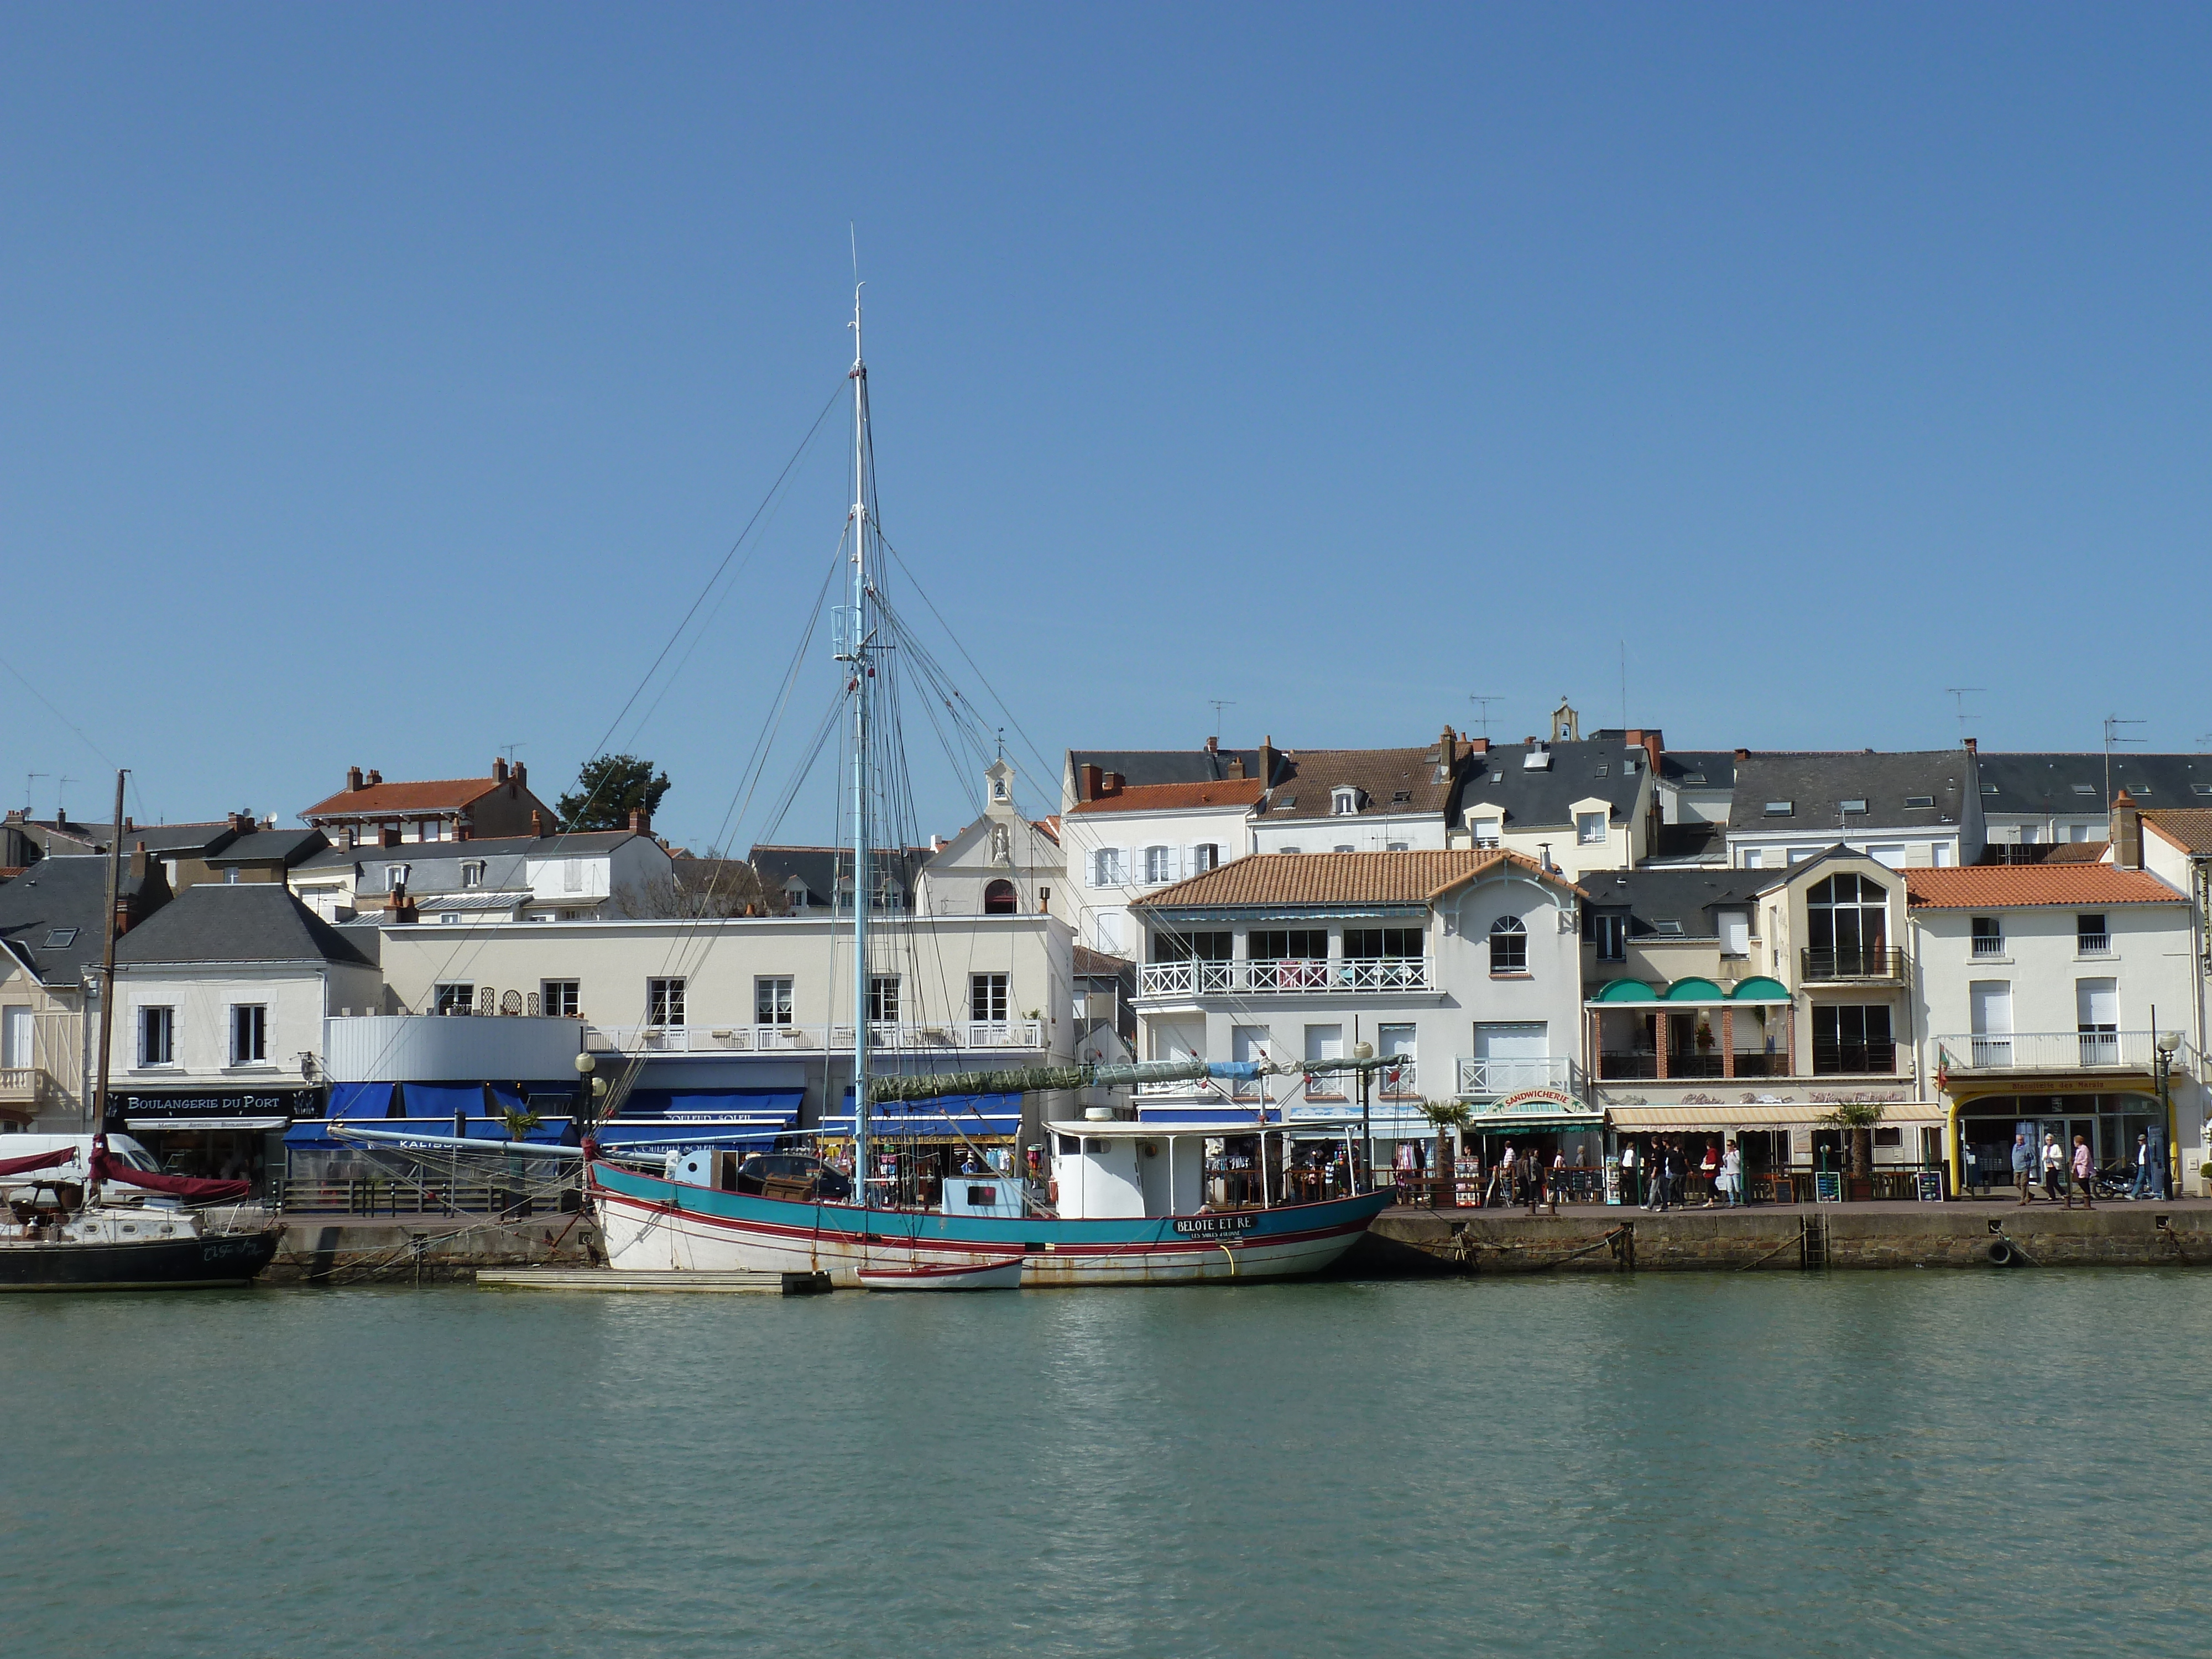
[1128,849,1595,1158]
[1906,857,2205,1194]
[1977,750,2212,848]
[916,760,1065,919]
[1449,729,1658,881]
[288,827,672,923]
[1062,775,1262,957]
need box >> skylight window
[43,927,76,948]
[1840,799,1869,815]
[1764,801,1793,817]
[1982,783,2000,795]
[1682,772,1707,785]
[2195,785,2212,797]
[1904,795,1935,809]
[2072,784,2098,797]
[1654,919,1684,935]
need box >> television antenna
[25,773,46,816]
[1943,687,1984,741]
[2103,714,2146,809]
[58,776,77,822]
[1467,694,1505,740]
[499,742,526,766]
[1207,700,1237,744]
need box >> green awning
[1665,977,1725,1001]
[1729,975,1791,1002]
[1592,978,1662,1003]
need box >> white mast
[846,285,873,1211]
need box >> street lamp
[1352,1040,1374,1192]
[575,1051,598,1131]
[2155,1030,2183,1197]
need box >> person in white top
[1719,1138,1744,1207]
[2039,1133,2066,1203]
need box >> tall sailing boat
[583,295,1392,1286]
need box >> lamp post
[575,1051,597,1130]
[2155,1030,2183,1197]
[1352,1040,1374,1192]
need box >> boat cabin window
[1057,1135,1081,1156]
[967,1185,998,1207]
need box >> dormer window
[461,861,486,889]
[1332,787,1361,816]
[384,863,410,892]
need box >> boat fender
[1048,1179,1059,1207]
[1985,1237,2016,1267]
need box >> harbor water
[4,1271,2208,1657]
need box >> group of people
[1479,1144,1567,1213]
[1618,1137,1744,1210]
[2001,1128,2165,1208]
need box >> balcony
[1811,1040,1899,1076]
[593,1020,1048,1055]
[1455,1056,1574,1099]
[1971,935,2006,958]
[1936,1031,2159,1075]
[1138,957,1433,998]
[2077,933,2112,957]
[1594,1051,1787,1081]
[0,1066,58,1120]
[1800,947,1905,983]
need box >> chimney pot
[366,769,382,786]
[493,757,508,783]
[347,766,364,792]
[629,808,650,835]
[1963,736,1978,753]
[531,809,549,839]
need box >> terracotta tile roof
[1133,849,1581,909]
[2143,809,2212,855]
[302,778,507,817]
[1902,865,2186,909]
[1032,816,1061,844]
[1067,780,1266,816]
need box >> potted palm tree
[1420,1099,1472,1208]
[1820,1099,1885,1201]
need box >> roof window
[43,927,76,948]
[1489,770,1505,784]
[1390,790,1412,806]
[1653,919,1684,935]
[2072,784,2097,797]
[1982,783,2000,795]
[1764,801,1793,817]
[1595,764,1609,777]
[1904,795,1936,809]
[1840,798,1868,815]
[2195,785,2212,797]
[1681,772,1707,785]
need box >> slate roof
[113,883,375,967]
[204,829,328,868]
[1902,866,2186,909]
[1658,751,1740,789]
[1975,752,2212,813]
[1134,849,1581,910]
[14,818,243,857]
[749,845,932,910]
[1456,737,1650,831]
[0,855,170,987]
[2143,810,2212,856]
[1263,747,1460,823]
[1068,780,1266,817]
[1577,868,1768,941]
[1726,751,1971,834]
[1068,749,1272,791]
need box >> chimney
[1259,737,1280,790]
[379,824,401,849]
[228,811,253,834]
[493,757,508,783]
[1205,734,1219,755]
[347,766,364,792]
[1103,771,1124,796]
[513,761,526,790]
[384,887,416,924]
[129,841,147,881]
[1733,748,1750,762]
[1079,763,1103,801]
[629,807,651,835]
[1468,736,1489,757]
[1962,736,1978,753]
[530,809,550,838]
[1225,755,1246,779]
[2112,788,2142,870]
[123,816,134,833]
[343,824,358,851]
[366,769,382,786]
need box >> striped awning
[1608,1102,1945,1132]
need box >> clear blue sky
[4,6,2209,851]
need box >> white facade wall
[321,1014,585,1082]
[116,960,382,1089]
[1732,826,1968,873]
[1250,811,1448,857]
[1061,803,1256,957]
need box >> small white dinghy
[856,1256,1024,1292]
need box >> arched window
[1489,915,1528,974]
[984,878,1018,915]
[1806,873,1887,975]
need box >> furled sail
[0,1146,75,1178]
[88,1141,251,1203]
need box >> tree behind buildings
[557,754,671,831]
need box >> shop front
[1952,1089,2166,1193]
[106,1086,322,1194]
[1458,1088,1609,1202]
[1609,1100,1947,1202]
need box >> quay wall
[1359,1205,2212,1275]
[265,1216,602,1284]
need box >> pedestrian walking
[1621,1140,1643,1208]
[1720,1138,1743,1207]
[1549,1149,1566,1214]
[2040,1133,2066,1203]
[2128,1131,2154,1201]
[2011,1130,2033,1205]
[1699,1140,1721,1207]
[2067,1134,2095,1209]
[1653,1141,1675,1212]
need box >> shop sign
[107,1089,320,1128]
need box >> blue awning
[823,1091,1022,1138]
[402,1083,486,1120]
[327,1082,395,1120]
[616,1088,802,1124]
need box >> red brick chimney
[1963,736,1978,753]
[384,888,417,924]
[531,809,550,838]
[493,757,508,784]
[1733,748,1750,762]
[1103,772,1124,796]
[1468,737,1490,757]
[228,811,253,834]
[512,761,526,791]
[2112,788,2143,870]
[629,808,651,835]
[347,766,364,792]
[379,825,401,849]
[1079,763,1102,801]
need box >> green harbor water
[4,1270,2207,1657]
